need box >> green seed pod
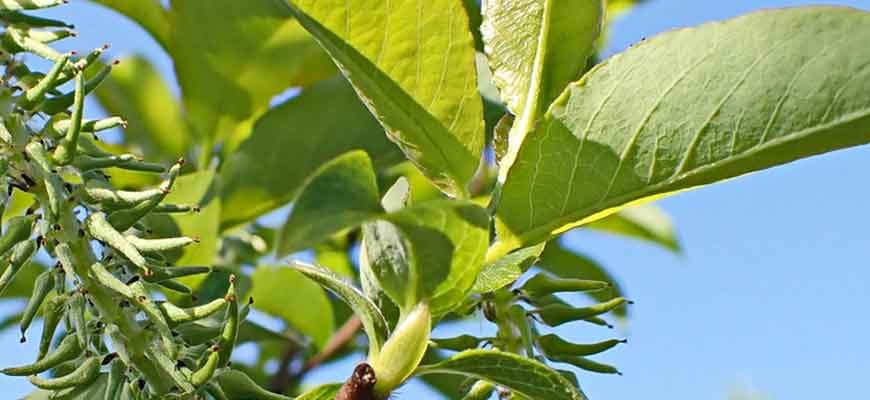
[73,154,137,171]
[0,11,72,27]
[128,280,174,356]
[5,26,63,60]
[461,380,495,400]
[125,235,197,253]
[28,355,101,390]
[151,204,198,214]
[154,279,192,295]
[547,354,621,375]
[429,334,484,352]
[144,265,211,283]
[0,0,67,11]
[51,72,84,165]
[24,28,75,44]
[69,290,88,349]
[53,46,106,86]
[84,212,149,274]
[20,52,68,107]
[158,297,226,327]
[104,357,126,400]
[37,293,66,360]
[370,302,431,398]
[81,180,164,211]
[19,269,55,340]
[0,240,37,296]
[88,262,134,298]
[1,333,80,376]
[216,275,240,367]
[0,214,35,255]
[53,116,126,134]
[519,274,611,298]
[531,298,629,327]
[106,161,181,231]
[190,345,220,386]
[53,242,78,279]
[537,334,626,357]
[42,62,112,114]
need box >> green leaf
[168,0,336,147]
[251,265,334,349]
[291,260,389,355]
[216,370,292,400]
[284,0,486,197]
[494,6,870,253]
[277,151,383,256]
[219,77,401,230]
[471,243,546,294]
[482,0,602,178]
[416,349,587,400]
[93,55,190,159]
[88,0,169,51]
[538,242,627,318]
[586,204,681,252]
[296,383,342,400]
[366,200,490,316]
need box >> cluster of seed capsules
[0,1,245,398]
[434,272,631,391]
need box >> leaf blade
[284,0,486,197]
[416,349,587,400]
[495,6,870,251]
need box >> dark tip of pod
[19,336,26,344]
[247,297,254,305]
[620,339,628,344]
[190,295,198,302]
[126,276,140,285]
[175,360,187,370]
[136,379,145,390]
[101,353,118,365]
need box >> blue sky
[2,0,869,398]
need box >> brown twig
[269,316,363,393]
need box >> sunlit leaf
[284,0,486,197]
[251,265,334,349]
[494,7,870,254]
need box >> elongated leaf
[284,0,486,197]
[538,242,627,318]
[219,77,401,229]
[472,243,546,294]
[94,55,190,159]
[296,384,342,400]
[277,151,383,256]
[416,349,587,400]
[251,265,334,349]
[586,204,680,252]
[168,0,336,147]
[482,0,602,177]
[291,260,389,354]
[494,6,870,253]
[216,370,293,400]
[89,0,169,51]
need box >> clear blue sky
[2,1,869,398]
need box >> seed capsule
[19,269,55,340]
[519,273,611,298]
[158,297,227,327]
[28,355,101,389]
[1,333,80,376]
[0,241,37,296]
[547,354,622,375]
[537,334,626,357]
[37,294,66,360]
[531,298,630,327]
[0,215,36,255]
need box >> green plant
[0,0,868,399]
